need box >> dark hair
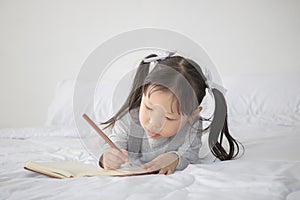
[102,54,241,161]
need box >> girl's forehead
[146,89,174,101]
[144,86,180,115]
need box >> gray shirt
[103,109,202,170]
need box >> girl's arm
[173,124,202,170]
[102,115,131,151]
[142,123,202,173]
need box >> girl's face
[139,85,189,139]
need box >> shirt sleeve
[171,121,202,170]
[100,114,131,154]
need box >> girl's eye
[165,117,176,121]
[144,103,178,121]
[145,105,152,111]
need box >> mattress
[1,119,300,200]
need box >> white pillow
[45,77,132,127]
[46,80,75,126]
[46,73,300,127]
[223,73,300,117]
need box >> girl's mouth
[146,130,161,138]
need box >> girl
[99,51,241,175]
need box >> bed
[1,73,300,200]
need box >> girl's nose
[146,105,166,133]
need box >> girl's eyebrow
[145,99,153,106]
[144,99,180,116]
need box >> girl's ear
[189,106,202,121]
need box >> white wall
[0,0,299,128]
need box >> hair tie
[143,50,176,63]
[204,68,227,95]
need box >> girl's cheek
[164,118,187,136]
[139,107,148,126]
[163,123,180,137]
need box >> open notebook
[24,161,157,178]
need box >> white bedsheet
[1,118,300,200]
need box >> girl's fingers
[158,168,167,175]
[103,148,128,169]
[121,149,128,156]
[106,155,122,165]
[141,161,154,170]
[141,153,178,174]
[166,168,173,175]
[142,161,161,172]
[158,167,174,175]
[110,148,128,163]
[104,156,121,169]
[121,150,129,162]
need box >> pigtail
[127,56,153,110]
[208,88,240,160]
[101,54,157,128]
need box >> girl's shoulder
[113,108,141,131]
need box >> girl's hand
[101,148,129,170]
[141,153,179,175]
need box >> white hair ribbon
[199,68,227,122]
[143,50,176,63]
[204,68,227,95]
